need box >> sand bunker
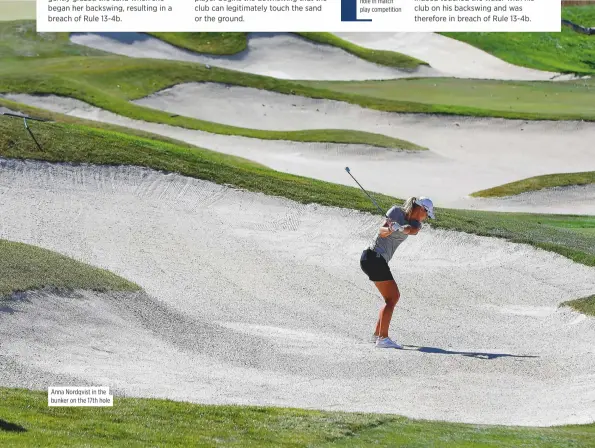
[333,32,580,81]
[69,32,438,81]
[68,31,578,81]
[0,158,594,426]
[6,90,594,214]
[131,83,595,214]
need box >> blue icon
[341,0,373,21]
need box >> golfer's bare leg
[373,280,400,339]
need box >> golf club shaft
[25,120,44,152]
[2,113,47,151]
[345,167,387,217]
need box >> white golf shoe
[369,334,379,343]
[375,337,403,349]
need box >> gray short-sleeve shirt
[367,206,421,263]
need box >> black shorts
[360,249,394,282]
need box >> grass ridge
[471,172,595,197]
[0,239,140,299]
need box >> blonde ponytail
[400,196,417,217]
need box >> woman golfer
[360,196,435,349]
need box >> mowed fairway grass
[301,77,595,119]
[1,387,595,447]
[147,32,248,55]
[563,4,595,26]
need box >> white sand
[0,158,594,426]
[68,31,579,81]
[69,32,438,81]
[334,32,581,81]
[5,91,595,215]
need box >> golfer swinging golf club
[360,196,435,349]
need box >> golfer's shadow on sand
[402,345,539,360]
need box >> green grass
[2,101,595,271]
[302,77,595,119]
[563,5,595,26]
[430,209,595,267]
[0,21,108,60]
[0,239,140,299]
[471,172,595,197]
[296,32,428,70]
[561,294,595,316]
[0,1,35,22]
[441,7,595,76]
[146,32,247,55]
[144,31,428,69]
[1,387,594,447]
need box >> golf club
[345,166,387,217]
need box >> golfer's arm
[378,223,392,237]
[403,225,420,235]
[379,220,420,236]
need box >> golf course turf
[300,77,595,120]
[561,294,595,316]
[0,239,140,298]
[1,387,594,447]
[471,172,595,198]
[295,32,428,70]
[147,32,248,56]
[563,4,595,27]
